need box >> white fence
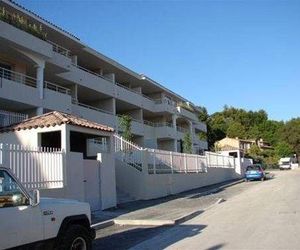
[147,149,207,174]
[206,152,235,169]
[114,135,236,175]
[0,144,64,190]
[114,134,144,171]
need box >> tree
[197,106,209,122]
[275,142,294,158]
[119,115,132,141]
[226,121,246,139]
[183,133,192,154]
[280,118,300,157]
[198,131,207,141]
[246,145,263,163]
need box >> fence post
[153,151,156,174]
[170,151,173,174]
[184,153,187,173]
[142,149,149,175]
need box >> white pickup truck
[0,167,95,250]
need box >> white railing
[114,134,144,171]
[154,98,177,107]
[0,144,64,190]
[47,40,71,58]
[0,110,28,127]
[72,64,112,82]
[206,152,235,168]
[72,99,114,115]
[87,137,108,154]
[115,82,155,102]
[114,135,235,174]
[147,148,207,174]
[0,66,36,87]
[44,81,71,95]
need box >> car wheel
[57,224,92,250]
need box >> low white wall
[97,153,117,209]
[40,152,85,202]
[41,152,118,210]
[143,167,239,200]
[116,162,241,201]
[116,159,145,199]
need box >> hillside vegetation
[198,105,300,166]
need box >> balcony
[117,115,145,136]
[115,82,154,111]
[71,99,115,127]
[0,66,41,106]
[153,98,177,113]
[193,121,207,132]
[60,64,114,97]
[0,110,28,127]
[193,137,208,149]
[47,41,72,69]
[0,20,52,58]
[43,81,72,113]
[176,106,198,121]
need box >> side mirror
[31,189,40,206]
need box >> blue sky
[16,0,300,121]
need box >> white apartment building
[0,0,207,153]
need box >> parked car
[0,167,95,250]
[245,164,266,181]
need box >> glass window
[0,170,29,208]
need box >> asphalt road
[130,170,300,250]
[93,176,260,249]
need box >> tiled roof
[0,111,114,133]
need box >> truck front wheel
[57,224,92,250]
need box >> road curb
[114,219,175,226]
[92,179,243,230]
[92,219,115,230]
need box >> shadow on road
[204,243,227,250]
[92,179,242,223]
[93,224,207,250]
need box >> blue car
[245,164,265,181]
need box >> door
[83,160,101,211]
[0,169,43,249]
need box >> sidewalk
[92,178,246,227]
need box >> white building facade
[0,0,207,153]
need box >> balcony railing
[0,66,36,87]
[0,110,28,127]
[44,81,71,95]
[72,64,112,82]
[177,126,189,133]
[72,99,114,115]
[115,82,154,102]
[47,40,71,58]
[154,98,177,107]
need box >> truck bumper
[90,227,96,240]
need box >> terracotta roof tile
[0,111,114,133]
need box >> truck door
[0,169,43,249]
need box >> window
[40,131,61,149]
[0,170,29,208]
